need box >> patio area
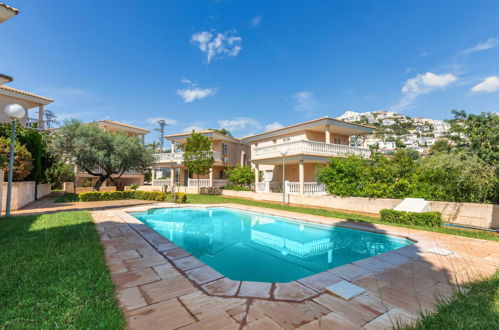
[94,203,498,329]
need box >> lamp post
[3,104,25,217]
[279,147,288,206]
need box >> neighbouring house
[151,130,249,188]
[0,85,53,129]
[151,116,374,195]
[73,120,150,189]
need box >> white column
[254,164,260,191]
[151,167,156,185]
[325,125,331,144]
[170,167,175,187]
[209,167,213,187]
[38,105,44,129]
[299,160,304,195]
[171,141,175,153]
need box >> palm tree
[148,141,161,153]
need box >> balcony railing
[153,151,222,164]
[252,140,370,160]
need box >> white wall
[221,190,498,229]
[2,181,35,211]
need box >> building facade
[151,116,374,195]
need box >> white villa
[151,116,374,195]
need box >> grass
[186,194,499,241]
[0,211,125,329]
[402,271,499,330]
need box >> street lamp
[279,147,288,205]
[3,104,25,217]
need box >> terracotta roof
[94,120,151,134]
[0,3,19,14]
[0,85,53,102]
[241,116,374,140]
[164,129,242,143]
[165,129,215,138]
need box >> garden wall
[221,190,498,229]
[1,181,35,211]
[36,183,51,199]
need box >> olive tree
[182,132,214,193]
[50,120,155,191]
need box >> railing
[187,178,228,188]
[252,140,370,160]
[152,179,170,187]
[254,181,327,195]
[154,151,223,164]
[304,182,327,195]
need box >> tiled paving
[93,203,499,329]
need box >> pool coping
[112,203,433,302]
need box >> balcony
[252,140,370,161]
[153,151,223,164]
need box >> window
[222,143,228,155]
[282,137,290,142]
[243,153,247,166]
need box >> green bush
[225,165,262,188]
[379,209,443,227]
[78,190,187,203]
[222,183,251,191]
[316,150,498,203]
[130,183,139,191]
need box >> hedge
[78,191,187,203]
[379,209,443,227]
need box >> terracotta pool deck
[94,203,499,329]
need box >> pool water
[132,207,413,283]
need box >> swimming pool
[131,207,413,283]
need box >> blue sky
[1,0,499,142]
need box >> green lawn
[187,194,499,241]
[403,271,499,330]
[0,211,125,329]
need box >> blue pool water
[132,207,413,283]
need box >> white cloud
[182,125,205,133]
[251,15,262,27]
[190,30,242,63]
[392,72,458,110]
[180,78,192,84]
[177,87,215,102]
[402,72,457,96]
[470,76,499,93]
[293,91,317,113]
[265,122,283,131]
[218,117,260,132]
[460,38,499,54]
[146,117,177,125]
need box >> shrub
[130,183,139,191]
[225,165,261,188]
[0,137,33,181]
[222,183,251,191]
[77,190,187,203]
[379,209,443,227]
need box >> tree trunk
[93,175,109,191]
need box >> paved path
[11,195,159,216]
